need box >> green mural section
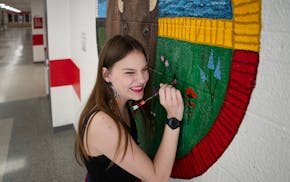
[136,37,233,158]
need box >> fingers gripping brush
[131,78,177,111]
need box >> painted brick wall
[170,0,290,181]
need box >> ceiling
[0,0,31,12]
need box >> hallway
[0,28,85,181]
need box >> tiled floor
[0,27,46,103]
[0,28,85,181]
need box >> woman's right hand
[159,83,184,121]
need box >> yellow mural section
[158,0,261,52]
[233,0,261,52]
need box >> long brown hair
[74,35,152,165]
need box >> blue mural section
[98,0,106,18]
[158,0,233,19]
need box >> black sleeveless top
[84,108,140,182]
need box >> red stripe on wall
[32,34,44,45]
[50,59,81,100]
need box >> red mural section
[50,59,80,100]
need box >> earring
[109,82,119,99]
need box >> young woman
[75,35,184,182]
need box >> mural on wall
[103,0,261,179]
[96,0,107,54]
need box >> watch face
[167,118,180,129]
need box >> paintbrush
[132,91,159,111]
[131,78,177,111]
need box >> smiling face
[102,50,149,106]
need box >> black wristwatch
[166,117,182,129]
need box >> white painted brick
[50,86,76,127]
[260,31,290,63]
[80,63,98,102]
[197,165,224,182]
[248,60,290,128]
[262,0,290,33]
[217,167,240,182]
[213,112,290,181]
[169,167,221,182]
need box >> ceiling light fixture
[0,3,21,13]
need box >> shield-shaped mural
[104,0,261,179]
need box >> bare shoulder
[88,111,119,136]
[85,111,121,156]
[91,110,113,123]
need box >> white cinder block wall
[70,0,98,129]
[170,1,290,181]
